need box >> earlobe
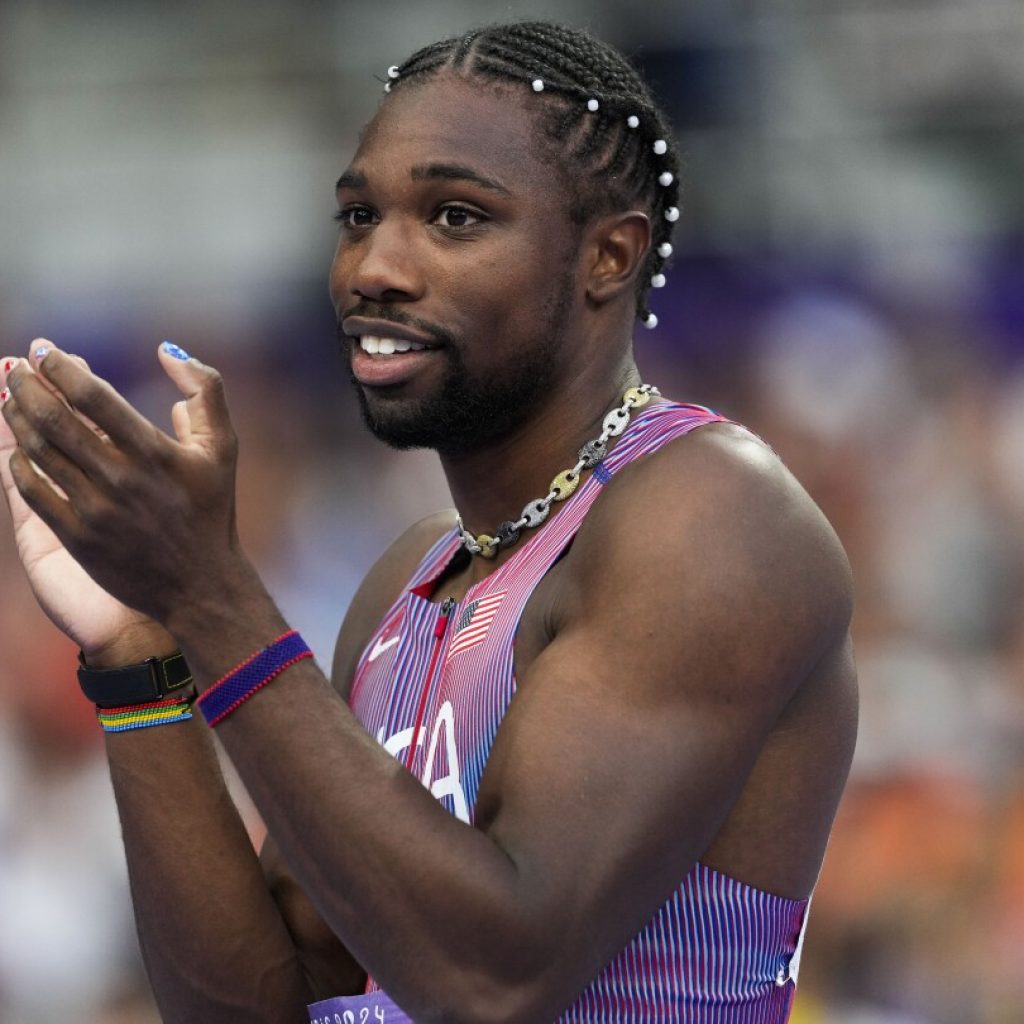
[585,212,651,307]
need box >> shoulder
[331,509,457,699]
[564,418,852,696]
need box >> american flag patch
[447,591,506,659]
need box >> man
[0,21,856,1024]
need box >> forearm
[172,587,556,1023]
[104,692,313,1022]
[0,346,565,1019]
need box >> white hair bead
[532,78,544,92]
[658,242,673,258]
[627,115,640,128]
[653,139,668,155]
[384,82,392,92]
[664,206,680,222]
[658,171,674,187]
[587,98,599,112]
[387,66,400,79]
[643,313,658,329]
[651,273,666,289]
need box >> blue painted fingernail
[162,340,191,361]
[34,346,50,362]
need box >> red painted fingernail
[2,360,12,374]
[0,388,10,403]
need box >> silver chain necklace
[456,384,660,558]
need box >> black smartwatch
[78,650,195,709]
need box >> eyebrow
[335,169,368,192]
[410,163,512,197]
[334,163,512,198]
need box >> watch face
[159,652,194,693]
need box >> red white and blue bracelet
[196,630,313,727]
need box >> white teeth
[359,334,431,356]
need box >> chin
[355,386,454,452]
[348,338,560,456]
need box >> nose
[334,219,425,306]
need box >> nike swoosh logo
[367,635,400,662]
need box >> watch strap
[78,651,195,709]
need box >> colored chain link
[457,384,659,558]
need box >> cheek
[444,265,518,344]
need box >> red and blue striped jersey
[344,402,810,1023]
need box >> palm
[0,414,148,654]
[13,503,145,650]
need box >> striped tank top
[319,402,809,1024]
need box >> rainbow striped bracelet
[97,695,194,733]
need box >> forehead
[350,73,557,196]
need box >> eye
[432,205,486,229]
[334,206,377,229]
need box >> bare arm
[108,507,449,1019]
[256,510,458,1003]
[194,426,852,1023]
[105,707,314,1020]
[3,348,853,1023]
[0,348,449,1021]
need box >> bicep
[475,429,851,974]
[478,624,779,974]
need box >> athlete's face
[329,73,582,455]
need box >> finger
[4,350,109,443]
[7,447,80,542]
[0,352,102,533]
[2,378,97,501]
[157,342,235,458]
[0,436,71,540]
[0,365,30,526]
[31,345,162,456]
[0,416,44,532]
[0,361,23,448]
[5,364,119,493]
[1,356,57,404]
[22,340,71,402]
[171,399,191,444]
[64,353,110,442]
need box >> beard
[344,278,573,457]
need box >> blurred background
[0,0,1021,1020]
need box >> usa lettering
[378,699,470,822]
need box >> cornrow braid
[386,21,681,328]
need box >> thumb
[157,341,234,456]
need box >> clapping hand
[0,340,243,663]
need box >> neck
[439,355,643,562]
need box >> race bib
[308,990,414,1024]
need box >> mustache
[336,303,456,348]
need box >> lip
[341,316,440,348]
[351,344,440,388]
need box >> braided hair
[386,21,680,328]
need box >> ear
[583,211,651,308]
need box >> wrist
[82,621,178,670]
[162,555,278,652]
